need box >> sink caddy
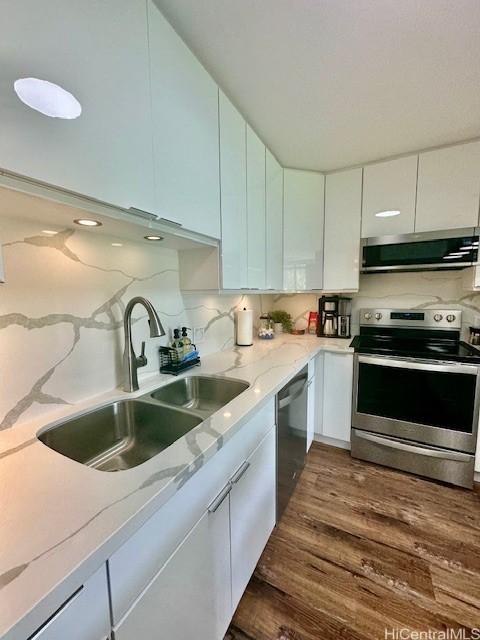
[159,344,201,375]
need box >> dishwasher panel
[276,365,308,521]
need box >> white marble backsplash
[0,214,268,430]
[272,271,480,338]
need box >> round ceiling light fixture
[375,210,401,218]
[73,218,102,227]
[14,78,82,119]
[144,235,164,241]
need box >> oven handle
[357,354,480,376]
[354,431,473,462]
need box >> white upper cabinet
[415,141,480,232]
[147,2,221,238]
[219,92,248,289]
[361,155,418,238]
[246,125,266,289]
[324,168,363,291]
[283,170,325,290]
[0,0,155,212]
[265,150,284,290]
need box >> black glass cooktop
[350,332,480,364]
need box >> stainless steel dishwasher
[276,365,308,520]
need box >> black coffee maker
[317,296,352,338]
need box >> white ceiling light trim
[14,78,82,119]
[375,210,401,218]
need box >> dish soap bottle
[171,328,183,357]
[181,327,192,356]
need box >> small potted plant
[269,310,293,334]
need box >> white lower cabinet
[109,402,276,640]
[30,566,110,640]
[113,498,231,640]
[230,427,276,610]
[322,352,354,443]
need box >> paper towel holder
[235,307,253,347]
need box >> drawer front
[109,398,275,623]
[29,566,110,640]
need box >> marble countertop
[0,335,353,640]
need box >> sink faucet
[123,297,165,392]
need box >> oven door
[352,354,480,452]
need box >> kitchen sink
[38,400,202,472]
[149,375,249,418]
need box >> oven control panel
[359,308,462,330]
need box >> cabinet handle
[128,207,158,221]
[159,216,183,227]
[208,483,232,513]
[230,461,250,484]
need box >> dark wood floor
[225,442,480,640]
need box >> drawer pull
[231,461,250,484]
[208,483,232,513]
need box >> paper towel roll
[236,308,253,346]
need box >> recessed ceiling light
[73,218,102,227]
[14,78,82,119]
[144,235,163,241]
[443,255,462,259]
[375,210,401,218]
[41,229,58,236]
[111,242,123,247]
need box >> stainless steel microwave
[361,228,480,273]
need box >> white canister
[236,308,253,346]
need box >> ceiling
[155,0,480,172]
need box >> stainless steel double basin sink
[38,376,249,472]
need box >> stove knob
[433,313,443,322]
[446,314,456,323]
[364,312,372,320]
[375,313,383,320]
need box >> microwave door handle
[355,431,472,462]
[357,354,479,376]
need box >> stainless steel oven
[353,354,480,452]
[351,309,480,488]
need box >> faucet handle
[136,341,148,368]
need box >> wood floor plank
[226,443,480,639]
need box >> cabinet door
[307,374,316,452]
[323,352,353,442]
[313,352,325,438]
[147,2,221,238]
[1,0,154,212]
[361,156,418,238]
[230,427,276,611]
[219,92,247,289]
[246,125,266,289]
[31,566,110,640]
[265,150,284,290]
[284,169,325,290]
[415,142,480,232]
[114,498,231,640]
[324,169,363,291]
